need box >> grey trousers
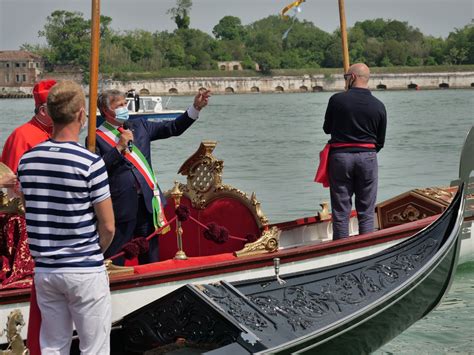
[328,151,378,239]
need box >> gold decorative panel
[166,141,269,229]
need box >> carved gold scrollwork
[235,227,281,257]
[318,202,330,221]
[415,187,455,205]
[388,204,427,223]
[0,309,29,355]
[105,260,135,277]
[165,141,270,229]
[0,192,24,215]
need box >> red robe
[1,117,52,172]
[1,117,51,354]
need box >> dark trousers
[103,195,158,266]
[328,151,378,239]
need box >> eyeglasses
[343,73,353,80]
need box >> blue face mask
[114,106,129,123]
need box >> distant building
[0,50,44,91]
[217,61,260,72]
[218,61,243,71]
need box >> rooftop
[0,50,42,61]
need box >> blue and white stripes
[18,140,110,273]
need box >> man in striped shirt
[17,81,115,354]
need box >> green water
[0,89,472,353]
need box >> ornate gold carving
[105,260,135,277]
[0,309,29,355]
[235,227,281,257]
[414,187,455,205]
[170,181,187,260]
[0,192,24,215]
[165,141,269,229]
[388,204,427,223]
[318,202,330,221]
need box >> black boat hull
[109,185,465,355]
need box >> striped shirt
[17,140,110,273]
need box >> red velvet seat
[160,196,262,261]
[158,141,269,261]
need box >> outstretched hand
[193,89,211,111]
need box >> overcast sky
[1,0,472,49]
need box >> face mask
[114,106,129,123]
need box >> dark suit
[91,112,196,265]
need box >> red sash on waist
[314,143,376,188]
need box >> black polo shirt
[323,87,387,152]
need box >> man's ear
[38,105,47,116]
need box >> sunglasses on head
[343,73,353,80]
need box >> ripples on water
[375,262,474,355]
[0,89,472,353]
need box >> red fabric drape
[0,214,34,288]
[314,143,376,187]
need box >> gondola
[109,170,469,355]
[0,0,473,352]
[0,129,473,352]
[102,125,472,354]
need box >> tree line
[22,3,474,78]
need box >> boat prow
[109,183,467,354]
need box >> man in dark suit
[92,89,210,265]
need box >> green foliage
[248,52,279,74]
[38,10,91,67]
[213,16,246,41]
[167,0,192,29]
[24,10,473,78]
[444,25,474,64]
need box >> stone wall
[1,71,473,97]
[101,72,474,95]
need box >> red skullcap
[33,79,57,108]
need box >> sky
[1,0,472,50]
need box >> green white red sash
[96,121,167,229]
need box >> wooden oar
[87,0,100,152]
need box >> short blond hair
[47,81,85,125]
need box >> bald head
[347,63,370,88]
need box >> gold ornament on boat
[170,181,187,260]
[165,141,269,229]
[0,164,24,215]
[388,204,427,223]
[415,186,456,205]
[318,202,330,221]
[104,259,134,277]
[0,193,24,215]
[0,309,29,355]
[235,227,281,257]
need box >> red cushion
[134,253,236,274]
[160,196,260,260]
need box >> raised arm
[147,89,211,141]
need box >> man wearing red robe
[1,79,57,172]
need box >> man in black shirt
[322,63,387,239]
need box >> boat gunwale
[0,213,438,305]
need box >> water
[0,89,473,353]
